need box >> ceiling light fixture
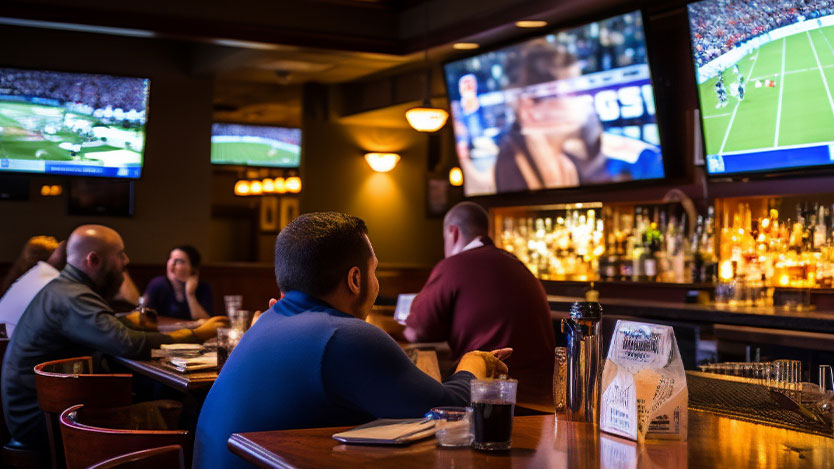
[365,153,401,173]
[453,42,480,50]
[406,3,449,133]
[515,20,548,28]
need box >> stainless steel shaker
[561,301,603,423]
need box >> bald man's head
[67,225,129,299]
[442,202,489,258]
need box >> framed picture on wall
[280,197,299,230]
[260,196,279,232]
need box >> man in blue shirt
[194,212,507,469]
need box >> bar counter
[227,410,834,468]
[548,295,834,335]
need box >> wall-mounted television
[443,10,665,197]
[688,0,834,176]
[0,67,149,179]
[210,123,301,168]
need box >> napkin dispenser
[600,320,688,442]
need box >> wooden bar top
[227,410,834,468]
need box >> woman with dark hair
[143,245,213,320]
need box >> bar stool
[59,404,190,469]
[33,356,133,469]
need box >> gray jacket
[1,264,174,448]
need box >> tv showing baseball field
[210,123,301,168]
[689,0,834,176]
[0,67,149,178]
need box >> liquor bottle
[690,215,704,283]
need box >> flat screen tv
[0,67,149,178]
[443,10,664,197]
[210,123,301,168]
[688,0,834,176]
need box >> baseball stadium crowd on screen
[689,0,834,67]
[0,69,148,115]
[211,123,301,146]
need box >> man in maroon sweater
[405,202,556,406]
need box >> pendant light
[406,2,449,133]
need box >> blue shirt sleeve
[320,320,473,419]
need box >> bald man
[404,202,556,406]
[1,225,227,450]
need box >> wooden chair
[0,336,49,469]
[33,356,133,469]
[59,404,190,469]
[86,445,184,469]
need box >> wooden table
[227,410,834,468]
[110,355,217,392]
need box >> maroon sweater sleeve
[406,261,453,342]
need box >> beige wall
[300,118,444,266]
[0,26,214,264]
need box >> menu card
[600,320,688,442]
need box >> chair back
[59,404,190,469]
[34,356,132,469]
[86,445,184,469]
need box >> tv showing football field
[0,68,149,178]
[689,0,834,176]
[210,123,301,168]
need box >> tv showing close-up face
[210,123,302,168]
[0,67,150,178]
[444,10,664,197]
[689,0,834,176]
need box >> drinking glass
[224,295,243,315]
[216,327,241,369]
[470,379,517,451]
[228,309,252,332]
[428,407,472,447]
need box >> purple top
[143,276,213,320]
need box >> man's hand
[455,348,512,380]
[192,316,230,342]
[250,297,278,327]
[185,274,199,296]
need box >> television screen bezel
[685,0,834,180]
[210,121,302,169]
[441,7,671,198]
[0,65,151,180]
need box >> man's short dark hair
[274,212,371,297]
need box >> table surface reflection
[227,410,834,468]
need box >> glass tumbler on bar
[470,378,517,451]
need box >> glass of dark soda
[470,378,517,450]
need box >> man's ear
[346,266,362,296]
[448,224,460,245]
[86,251,100,269]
